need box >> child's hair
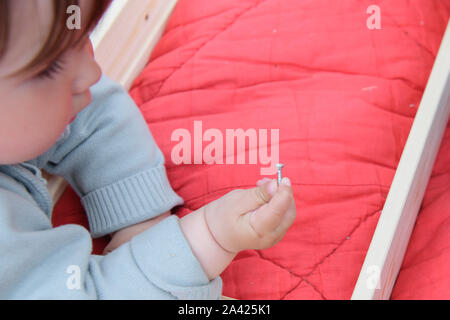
[0,0,111,77]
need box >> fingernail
[267,179,278,195]
[281,177,291,186]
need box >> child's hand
[103,211,171,254]
[202,177,296,253]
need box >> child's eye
[36,59,65,80]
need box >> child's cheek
[35,85,73,144]
[0,83,72,164]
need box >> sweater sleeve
[0,186,222,299]
[39,74,183,238]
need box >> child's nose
[86,39,95,57]
[72,44,102,94]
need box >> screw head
[276,163,285,170]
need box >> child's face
[0,0,101,165]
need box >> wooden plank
[46,0,178,203]
[91,0,178,90]
[351,20,450,300]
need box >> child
[0,0,296,299]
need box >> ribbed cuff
[81,166,184,238]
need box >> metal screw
[276,163,285,186]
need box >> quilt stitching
[253,250,327,299]
[253,206,382,299]
[153,0,269,98]
[181,184,385,299]
[295,207,382,299]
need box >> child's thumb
[239,179,277,212]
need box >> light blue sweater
[0,74,222,299]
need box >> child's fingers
[234,179,277,215]
[249,180,292,237]
[271,197,297,239]
[256,190,296,249]
[256,178,272,186]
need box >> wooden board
[90,0,178,90]
[351,20,450,300]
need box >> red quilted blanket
[53,0,450,299]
